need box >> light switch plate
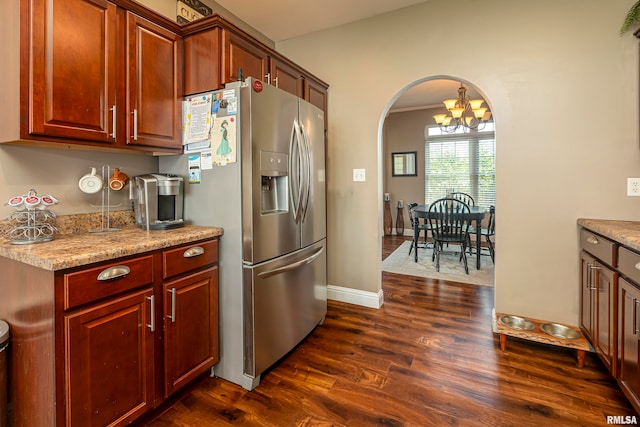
[628,178,640,196]
[353,168,366,182]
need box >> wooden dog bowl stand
[495,313,591,367]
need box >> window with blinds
[424,124,495,207]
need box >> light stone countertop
[577,218,640,252]
[0,212,223,271]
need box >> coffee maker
[133,173,185,230]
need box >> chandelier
[433,83,491,133]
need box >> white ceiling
[211,0,485,111]
[213,0,431,43]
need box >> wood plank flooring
[145,236,636,426]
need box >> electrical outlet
[628,178,640,196]
[353,168,366,182]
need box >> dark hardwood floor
[145,236,636,426]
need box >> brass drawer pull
[586,236,599,245]
[183,246,204,258]
[97,265,131,281]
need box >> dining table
[412,204,487,269]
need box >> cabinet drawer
[619,246,640,284]
[64,255,154,310]
[163,239,218,279]
[580,229,615,266]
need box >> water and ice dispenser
[260,151,288,214]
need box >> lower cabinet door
[64,289,155,427]
[596,262,616,374]
[619,277,640,410]
[163,266,219,396]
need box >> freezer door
[298,99,326,248]
[242,80,300,264]
[243,239,327,379]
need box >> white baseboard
[327,284,384,309]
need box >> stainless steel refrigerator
[159,78,327,391]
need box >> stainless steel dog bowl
[540,323,580,340]
[499,315,535,331]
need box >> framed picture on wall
[391,151,417,177]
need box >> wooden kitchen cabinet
[59,239,219,426]
[0,232,220,427]
[182,17,327,119]
[61,254,158,426]
[268,57,304,98]
[222,29,270,86]
[162,240,219,397]
[125,12,183,151]
[21,0,183,153]
[25,0,118,144]
[579,230,617,375]
[618,277,640,411]
[580,251,616,374]
[65,288,155,426]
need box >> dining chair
[407,202,432,255]
[480,205,496,262]
[427,197,472,274]
[449,192,475,206]
[449,192,475,253]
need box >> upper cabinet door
[184,28,222,95]
[126,12,182,151]
[27,0,118,143]
[305,78,329,129]
[222,30,269,84]
[269,57,303,98]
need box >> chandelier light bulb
[434,83,490,133]
[443,99,458,110]
[469,99,484,110]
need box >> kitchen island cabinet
[18,0,183,153]
[0,225,222,427]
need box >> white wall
[278,0,640,325]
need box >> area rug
[381,241,494,287]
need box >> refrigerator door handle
[298,123,311,223]
[256,245,324,279]
[290,119,305,223]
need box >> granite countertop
[0,211,223,271]
[577,218,640,252]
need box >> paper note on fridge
[183,94,212,144]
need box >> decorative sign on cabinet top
[177,0,213,24]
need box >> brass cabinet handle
[183,246,204,258]
[97,265,130,281]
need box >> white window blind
[424,126,495,207]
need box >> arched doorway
[378,76,496,287]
